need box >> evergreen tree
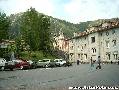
[20,7,51,51]
[0,12,10,42]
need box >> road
[0,64,119,90]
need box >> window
[112,30,115,34]
[113,51,118,60]
[91,37,95,43]
[70,40,73,43]
[81,46,83,50]
[106,41,109,48]
[92,48,96,53]
[70,53,73,57]
[70,46,73,50]
[94,48,96,53]
[78,46,80,50]
[81,54,83,60]
[112,40,116,46]
[84,44,86,48]
[100,33,102,36]
[106,31,109,36]
[84,54,87,59]
[78,54,80,59]
[113,54,118,60]
[106,52,110,60]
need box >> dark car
[4,60,15,71]
[63,61,72,67]
[27,60,37,69]
[13,59,30,70]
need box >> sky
[0,0,119,24]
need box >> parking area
[0,64,119,90]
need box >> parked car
[54,59,66,67]
[63,61,72,67]
[37,59,50,68]
[27,60,37,69]
[13,59,30,70]
[0,58,6,70]
[48,60,56,68]
[37,59,56,68]
[0,58,15,71]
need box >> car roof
[43,59,51,60]
[54,59,63,60]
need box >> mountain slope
[9,12,100,38]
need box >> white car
[0,58,15,71]
[54,59,66,66]
[0,58,6,70]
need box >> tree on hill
[0,12,10,42]
[20,7,52,52]
[0,12,11,57]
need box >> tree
[20,7,52,52]
[0,12,10,42]
[0,12,10,58]
[39,16,51,51]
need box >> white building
[68,18,119,63]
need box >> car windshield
[42,60,48,62]
[55,60,58,62]
[55,59,63,62]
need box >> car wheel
[1,67,5,71]
[45,64,49,68]
[33,66,37,69]
[10,68,14,71]
[20,66,24,70]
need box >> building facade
[68,18,119,63]
[53,31,69,53]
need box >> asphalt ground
[0,64,119,90]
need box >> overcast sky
[0,0,119,23]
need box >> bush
[19,51,56,61]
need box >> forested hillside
[9,13,91,38]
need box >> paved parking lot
[0,64,119,90]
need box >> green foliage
[50,17,80,38]
[8,43,17,53]
[19,51,56,60]
[0,12,10,41]
[75,21,92,32]
[9,11,92,39]
[9,13,22,39]
[49,17,92,37]
[19,8,52,52]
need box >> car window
[55,60,58,62]
[42,60,46,62]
